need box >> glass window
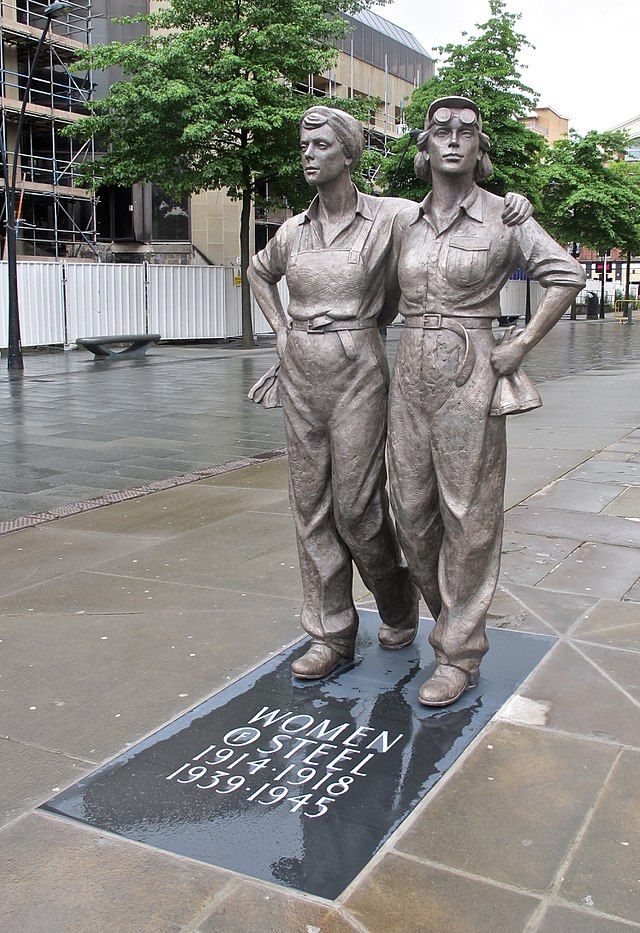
[151,186,189,241]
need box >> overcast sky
[372,0,639,135]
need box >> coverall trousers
[388,325,506,675]
[279,327,415,653]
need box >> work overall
[279,217,415,656]
[388,316,506,678]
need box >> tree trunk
[599,259,606,318]
[625,249,631,301]
[239,186,255,348]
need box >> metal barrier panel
[499,279,543,317]
[0,261,65,349]
[251,276,289,336]
[1,264,545,349]
[64,263,146,342]
[148,265,228,339]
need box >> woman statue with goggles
[387,97,586,707]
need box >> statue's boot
[291,640,355,680]
[378,589,420,649]
[418,664,479,707]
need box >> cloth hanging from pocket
[489,326,542,417]
[490,368,542,416]
[248,362,282,409]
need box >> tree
[381,0,545,204]
[538,130,640,312]
[67,0,374,347]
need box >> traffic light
[594,261,613,280]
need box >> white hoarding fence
[0,262,529,350]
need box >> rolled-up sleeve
[251,219,295,284]
[516,219,587,290]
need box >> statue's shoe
[378,618,418,649]
[418,664,479,707]
[291,642,354,680]
[378,592,419,649]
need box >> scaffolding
[0,0,97,258]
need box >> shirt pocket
[446,236,491,287]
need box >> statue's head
[300,106,365,169]
[414,96,493,184]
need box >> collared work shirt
[391,186,586,319]
[251,188,414,324]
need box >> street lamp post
[3,2,71,371]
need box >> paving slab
[195,882,355,933]
[603,485,640,517]
[89,510,302,600]
[504,505,640,549]
[520,641,640,747]
[499,530,581,586]
[536,904,640,933]
[342,851,541,933]
[394,721,618,892]
[0,526,153,595]
[572,597,640,650]
[56,482,289,538]
[538,541,640,599]
[524,478,628,513]
[559,750,640,924]
[0,599,302,762]
[489,582,596,636]
[1,812,229,933]
[1,739,91,830]
[565,459,640,484]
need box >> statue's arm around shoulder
[377,202,417,328]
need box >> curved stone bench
[77,334,161,359]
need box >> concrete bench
[77,334,161,359]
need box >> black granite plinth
[42,611,554,899]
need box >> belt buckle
[422,313,442,329]
[307,317,331,332]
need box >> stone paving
[1,320,640,931]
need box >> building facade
[1,3,432,265]
[0,0,95,258]
[195,10,433,267]
[520,106,569,144]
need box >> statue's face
[426,112,480,177]
[300,124,351,187]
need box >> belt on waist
[403,313,492,330]
[290,317,377,333]
[402,314,492,386]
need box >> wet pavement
[1,318,639,524]
[1,317,640,932]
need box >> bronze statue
[247,107,418,680]
[387,97,586,707]
[248,105,533,683]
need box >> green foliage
[66,0,381,344]
[68,0,374,201]
[381,0,545,203]
[538,131,640,256]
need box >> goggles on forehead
[431,107,479,128]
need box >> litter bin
[586,292,599,319]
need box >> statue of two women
[249,98,585,707]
